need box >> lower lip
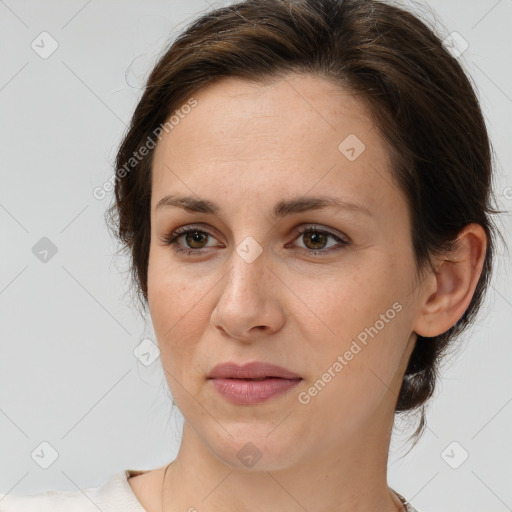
[209,377,302,404]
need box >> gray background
[0,1,511,511]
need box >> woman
[0,0,503,510]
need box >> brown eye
[291,226,350,255]
[184,231,209,249]
[162,227,219,255]
[302,230,329,250]
[163,225,349,257]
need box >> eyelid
[161,224,223,248]
[163,223,222,241]
[291,224,351,244]
[162,222,350,256]
[164,223,349,242]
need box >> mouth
[245,377,280,380]
[207,361,302,404]
[207,361,302,380]
[223,377,297,381]
[209,376,302,404]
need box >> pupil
[305,231,326,249]
[186,231,206,248]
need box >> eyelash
[162,224,350,257]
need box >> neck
[162,412,401,512]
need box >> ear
[413,223,488,337]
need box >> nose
[210,245,286,343]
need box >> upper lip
[208,361,302,380]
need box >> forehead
[151,73,401,219]
[155,73,379,154]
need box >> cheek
[296,265,394,338]
[147,252,189,356]
[299,263,410,380]
[147,247,203,328]
[296,303,410,439]
[147,251,214,387]
[307,297,407,378]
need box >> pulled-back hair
[106,0,505,439]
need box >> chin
[206,426,303,472]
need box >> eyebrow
[155,194,373,218]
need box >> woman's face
[148,73,429,470]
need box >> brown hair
[106,0,505,438]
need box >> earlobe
[412,223,487,338]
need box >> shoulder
[0,469,149,512]
[0,488,99,512]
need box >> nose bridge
[224,235,268,305]
[212,235,283,338]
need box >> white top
[0,468,420,511]
[0,469,147,512]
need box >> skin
[128,73,487,512]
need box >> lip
[207,361,302,380]
[207,361,302,405]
